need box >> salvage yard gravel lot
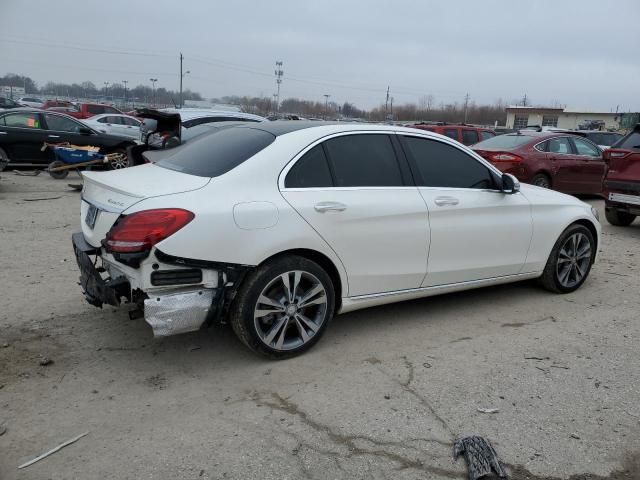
[0,173,639,479]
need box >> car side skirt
[339,271,542,314]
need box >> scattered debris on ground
[454,436,508,480]
[18,431,90,469]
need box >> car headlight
[591,206,600,222]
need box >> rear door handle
[434,196,459,206]
[48,135,60,138]
[314,201,347,212]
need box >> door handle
[434,196,459,206]
[0,131,7,135]
[48,135,60,138]
[314,201,347,212]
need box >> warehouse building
[505,106,620,130]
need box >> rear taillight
[490,152,523,162]
[607,149,631,159]
[105,208,194,253]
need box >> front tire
[229,256,335,359]
[605,207,635,226]
[538,224,595,293]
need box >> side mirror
[79,127,93,135]
[501,173,520,194]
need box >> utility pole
[323,94,330,120]
[150,78,158,106]
[522,93,528,106]
[274,61,283,112]
[122,80,128,107]
[272,93,278,114]
[103,82,110,101]
[463,92,470,123]
[385,86,390,118]
[179,53,190,108]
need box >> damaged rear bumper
[72,232,220,336]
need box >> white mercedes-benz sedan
[73,122,601,358]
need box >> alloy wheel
[253,270,328,351]
[110,154,128,169]
[556,232,592,288]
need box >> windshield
[472,134,534,149]
[154,127,275,177]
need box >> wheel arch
[259,248,344,310]
[572,218,599,251]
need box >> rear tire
[0,147,9,172]
[605,208,635,226]
[532,173,551,189]
[229,255,335,359]
[538,223,595,293]
[48,160,69,179]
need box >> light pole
[180,69,190,108]
[149,78,158,106]
[323,94,330,120]
[122,80,128,107]
[103,82,110,101]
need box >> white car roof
[159,108,266,122]
[85,113,139,121]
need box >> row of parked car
[0,98,638,228]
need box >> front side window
[616,131,640,151]
[323,134,403,187]
[402,136,495,189]
[104,106,120,114]
[513,115,529,129]
[2,112,41,128]
[572,138,601,157]
[548,137,572,155]
[542,115,558,127]
[44,114,85,133]
[461,129,479,145]
[285,145,333,188]
[122,117,140,126]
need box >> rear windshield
[614,131,640,151]
[153,127,275,177]
[472,134,534,149]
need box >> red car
[408,123,496,146]
[42,99,75,110]
[65,103,123,119]
[602,124,640,226]
[472,131,605,194]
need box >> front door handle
[48,135,60,138]
[314,201,347,212]
[434,196,459,206]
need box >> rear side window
[87,105,105,114]
[1,112,41,128]
[616,131,640,151]
[473,134,534,149]
[285,145,333,188]
[443,128,458,140]
[548,137,572,154]
[402,136,495,189]
[480,131,495,141]
[154,127,275,177]
[461,129,479,145]
[323,134,403,187]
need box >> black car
[0,109,136,169]
[0,97,23,110]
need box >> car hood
[519,183,590,208]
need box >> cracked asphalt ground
[1,173,639,480]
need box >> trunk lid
[80,163,209,247]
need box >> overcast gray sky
[1,0,638,111]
